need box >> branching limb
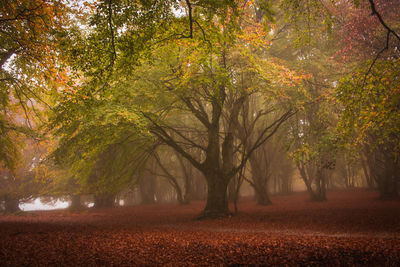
[142,112,203,171]
[368,0,400,43]
[232,109,296,177]
[363,0,400,82]
[181,97,211,128]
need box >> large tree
[50,0,302,218]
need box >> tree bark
[199,172,231,218]
[360,151,375,189]
[139,170,156,204]
[249,152,272,205]
[4,196,20,213]
[94,193,115,208]
[69,194,84,211]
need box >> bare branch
[231,109,296,177]
[142,112,203,171]
[368,0,400,43]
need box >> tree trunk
[176,151,192,204]
[360,154,375,189]
[312,167,326,201]
[167,176,185,205]
[139,174,156,204]
[227,179,236,203]
[255,187,271,205]
[198,127,233,218]
[200,173,230,218]
[232,174,243,214]
[297,163,317,201]
[69,194,83,211]
[94,193,115,208]
[281,175,291,194]
[191,173,206,201]
[4,196,20,213]
[249,150,272,205]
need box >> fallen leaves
[0,190,399,265]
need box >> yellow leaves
[238,22,270,49]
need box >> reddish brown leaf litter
[1,190,400,266]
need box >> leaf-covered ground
[1,190,399,266]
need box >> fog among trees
[1,0,399,265]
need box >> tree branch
[142,112,203,171]
[107,0,117,64]
[368,0,400,43]
[181,97,211,128]
[231,109,296,177]
[185,0,193,38]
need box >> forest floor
[1,190,400,266]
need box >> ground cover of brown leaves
[1,190,399,266]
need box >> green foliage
[337,59,400,157]
[5,0,397,204]
[279,0,334,47]
[48,0,307,201]
[0,116,20,171]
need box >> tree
[333,0,400,198]
[144,29,298,217]
[0,0,67,169]
[0,137,48,213]
[265,0,342,201]
[152,148,193,205]
[49,0,302,218]
[337,60,400,198]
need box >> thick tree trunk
[255,187,272,205]
[4,196,20,213]
[373,153,398,199]
[252,173,271,205]
[94,193,115,208]
[227,179,236,203]
[312,168,327,201]
[69,194,83,211]
[200,173,230,218]
[304,179,317,201]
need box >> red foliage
[333,0,400,62]
[0,190,399,265]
